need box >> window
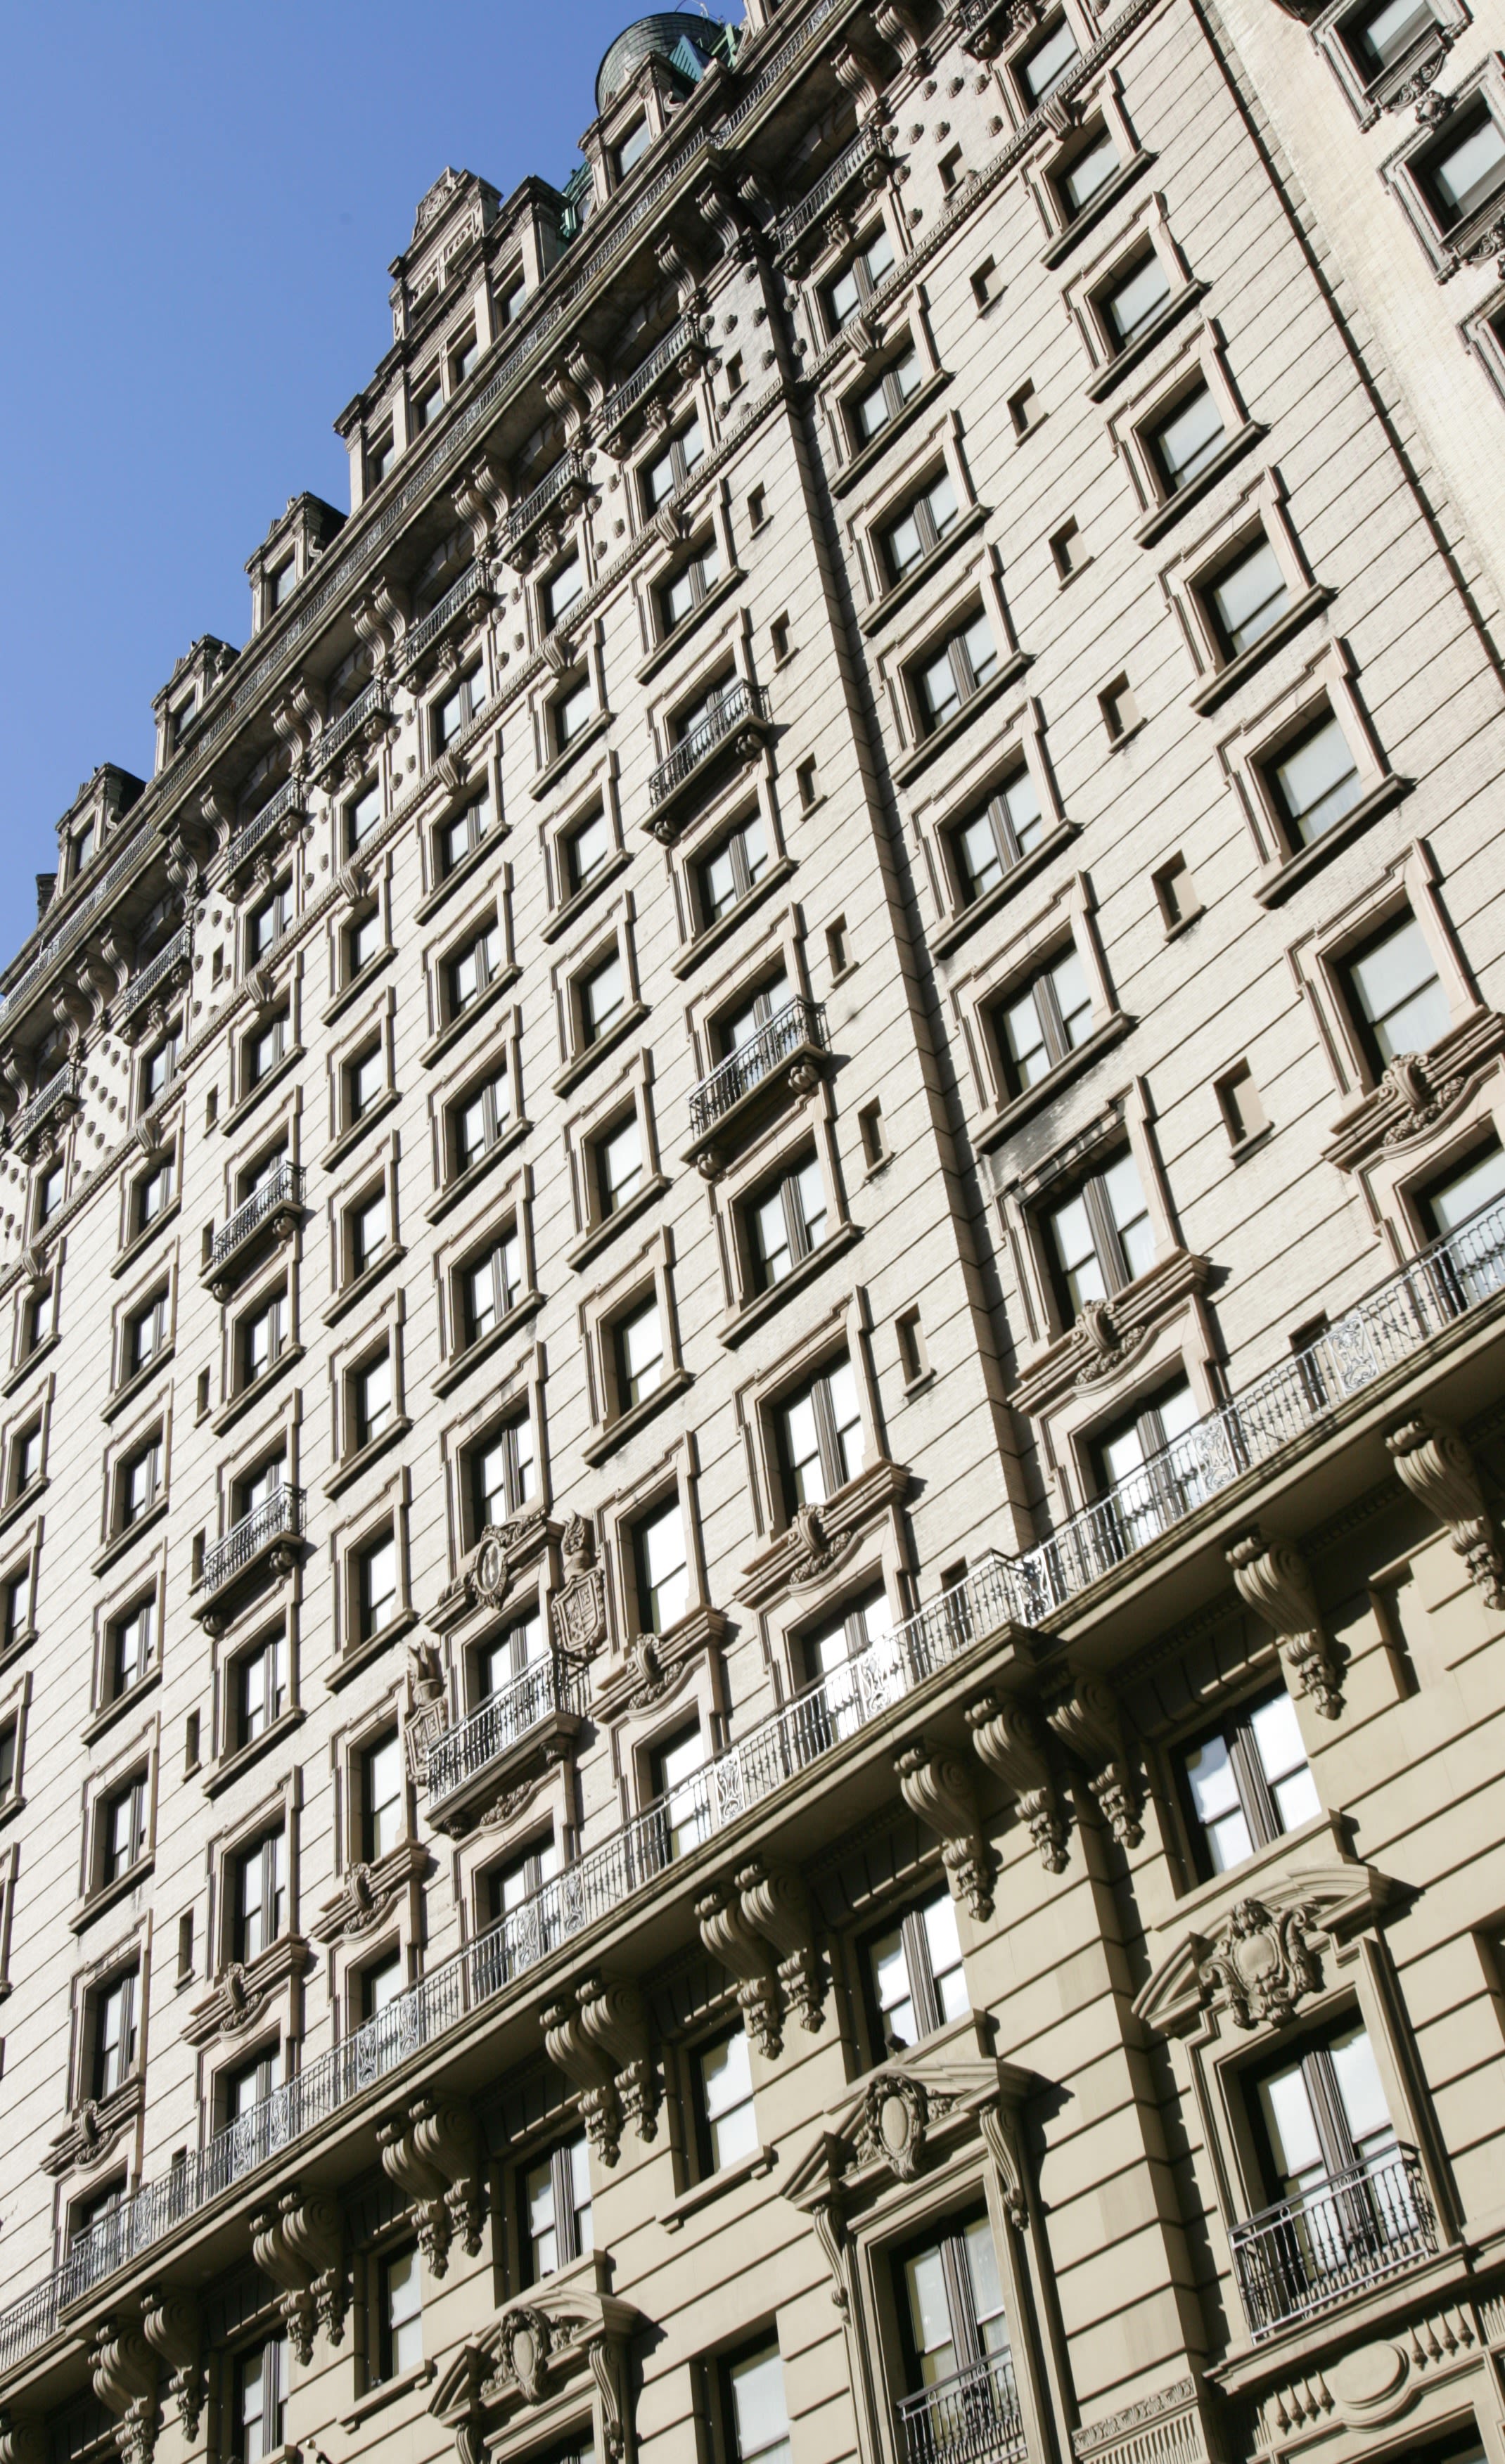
[92,1969,138,2098]
[141,1030,180,1109]
[437,788,495,878]
[101,1773,148,1885]
[0,1571,27,1655]
[1055,124,1120,218]
[866,1886,969,2051]
[632,1496,689,1635]
[224,2041,281,2122]
[614,1296,665,1411]
[660,535,722,632]
[1180,1686,1320,1877]
[1417,1138,1505,1238]
[543,556,584,631]
[523,2135,592,2280]
[125,1290,169,1377]
[651,1721,709,1858]
[412,367,444,431]
[1093,1378,1202,1505]
[345,1040,386,1125]
[233,2335,288,2464]
[247,879,291,962]
[1418,103,1505,229]
[563,807,611,896]
[745,1153,828,1290]
[119,1435,162,1527]
[553,676,595,752]
[1217,1062,1268,1148]
[360,1731,404,1862]
[911,610,999,733]
[1248,2019,1395,2208]
[109,1597,155,1698]
[1204,537,1290,660]
[951,769,1046,904]
[1147,384,1227,495]
[433,663,488,755]
[641,414,706,513]
[231,1829,286,1963]
[1343,0,1435,73]
[994,947,1093,1097]
[1018,15,1079,98]
[615,115,651,179]
[850,346,922,444]
[367,425,396,487]
[1154,854,1198,932]
[234,1632,286,1747]
[350,1351,394,1451]
[1042,1151,1154,1316]
[476,1611,546,1707]
[698,811,770,925]
[446,918,503,1018]
[0,1719,15,1799]
[462,1229,523,1342]
[450,326,480,387]
[592,1112,643,1219]
[1342,913,1450,1070]
[235,1454,286,1525]
[377,2243,423,2382]
[897,2215,1011,2408]
[345,780,383,853]
[696,2027,758,2173]
[578,951,627,1048]
[243,1011,288,1091]
[880,469,959,586]
[724,2340,790,2464]
[775,1356,864,1513]
[36,1163,65,1227]
[354,1530,399,1641]
[347,1187,388,1279]
[1101,248,1170,347]
[238,1290,287,1388]
[470,1411,536,1532]
[487,1827,558,1924]
[826,225,896,331]
[452,1064,511,1172]
[1051,519,1082,580]
[71,2179,126,2245]
[361,1952,404,2020]
[497,270,528,326]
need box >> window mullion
[902,1909,942,2038]
[1229,1719,1280,1849]
[940,2234,985,2369]
[1304,2049,1357,2176]
[811,1380,840,1496]
[1036,977,1068,1068]
[1080,1177,1126,1294]
[992,794,1021,867]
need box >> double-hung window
[360,1731,404,1861]
[446,919,502,1018]
[825,226,896,331]
[1343,0,1436,74]
[346,780,383,853]
[110,1598,155,1696]
[239,1290,286,1387]
[1055,124,1119,218]
[1042,1151,1154,1318]
[354,1529,399,1641]
[1417,1138,1505,1240]
[880,470,959,585]
[247,880,291,963]
[952,769,1046,904]
[233,2335,288,2464]
[437,788,494,878]
[244,1011,288,1091]
[475,1611,546,1716]
[462,1230,523,1342]
[651,1721,710,1859]
[433,663,487,755]
[543,555,584,632]
[126,1290,169,1376]
[377,2245,423,2381]
[1418,103,1505,231]
[614,1297,664,1410]
[865,1886,968,2052]
[453,1065,511,1172]
[412,367,444,431]
[1147,385,1227,495]
[698,811,769,924]
[1340,914,1450,1070]
[1245,2019,1408,2315]
[92,1970,138,2098]
[523,2135,592,2281]
[235,1633,285,1745]
[101,1775,148,1884]
[850,347,922,445]
[640,414,705,513]
[1018,16,1079,99]
[745,1154,828,1290]
[232,1830,286,1963]
[1180,1688,1320,1875]
[724,2342,791,2464]
[660,536,721,632]
[632,1497,689,1635]
[1204,537,1290,660]
[1263,712,1362,848]
[775,1356,864,1513]
[696,2027,758,2172]
[911,611,998,733]
[553,676,596,751]
[350,1351,393,1450]
[578,951,627,1048]
[594,1114,643,1218]
[470,1412,535,1532]
[564,807,612,896]
[1101,250,1170,349]
[897,2216,1013,2425]
[995,947,1093,1097]
[120,1435,162,1528]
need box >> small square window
[1216,1060,1269,1148]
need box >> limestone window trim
[527,511,598,658]
[200,1769,304,2005]
[550,892,649,1096]
[1160,466,1333,716]
[8,1238,62,1394]
[0,1517,43,1671]
[226,959,305,1132]
[578,1228,691,1468]
[539,760,629,946]
[207,1609,302,1788]
[765,1542,913,1722]
[1309,0,1468,124]
[430,1160,542,1399]
[204,2024,287,2147]
[828,338,954,500]
[1215,636,1406,906]
[330,747,395,869]
[420,872,518,1069]
[324,1133,404,1328]
[633,476,742,675]
[87,1550,168,1736]
[707,1101,861,1345]
[324,845,397,1025]
[994,1080,1187,1356]
[591,1432,718,1713]
[214,1261,303,1437]
[200,1399,302,1641]
[60,1920,151,2148]
[683,904,809,1092]
[0,1662,32,1832]
[853,407,988,637]
[414,732,507,924]
[909,689,1073,958]
[437,1345,551,1580]
[877,547,1028,781]
[1381,55,1505,278]
[328,1683,412,1875]
[105,1252,179,1423]
[456,1757,576,1930]
[799,188,912,354]
[1065,189,1205,398]
[942,871,1126,1152]
[734,1285,888,1547]
[113,1119,184,1278]
[321,983,399,1170]
[993,0,1101,126]
[75,1726,158,1932]
[420,642,493,780]
[665,771,796,981]
[236,853,301,986]
[328,1467,416,1683]
[563,1045,670,1271]
[1106,324,1264,545]
[325,1288,410,1498]
[528,624,610,800]
[425,1010,529,1222]
[1024,73,1153,264]
[1291,840,1477,1108]
[0,1376,52,1538]
[1461,278,1505,406]
[94,1397,172,1577]
[428,2257,634,2464]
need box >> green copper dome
[595,14,726,113]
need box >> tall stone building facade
[1,4,1504,2463]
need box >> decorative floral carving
[1068,1297,1154,1387]
[1377,1049,1468,1144]
[786,1501,859,1591]
[1199,1897,1321,2029]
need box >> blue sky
[0,1,718,967]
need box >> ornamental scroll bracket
[378,2093,486,2277]
[966,1691,1071,1872]
[894,1738,995,1919]
[735,1856,827,2036]
[140,2286,203,2443]
[1227,1527,1343,1718]
[249,2186,346,2363]
[697,1880,785,2058]
[1044,1678,1143,1849]
[89,2319,158,2464]
[1386,1415,1505,1609]
[577,1972,659,2149]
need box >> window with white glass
[377,2243,423,2381]
[563,805,612,896]
[825,225,897,331]
[1179,1687,1321,1876]
[994,947,1094,1098]
[593,1112,643,1219]
[35,1162,65,1228]
[412,366,444,431]
[651,1721,710,1858]
[91,1969,139,2098]
[1092,1380,1204,1529]
[234,1454,285,1525]
[345,779,383,854]
[718,969,789,1065]
[118,1433,162,1527]
[614,115,652,179]
[243,1010,288,1091]
[238,1289,286,1388]
[880,468,960,586]
[452,1063,511,1172]
[437,788,494,878]
[134,1157,174,1233]
[445,918,503,1020]
[461,1228,523,1342]
[350,1350,394,1451]
[360,1735,404,1861]
[1203,536,1291,660]
[614,1296,665,1411]
[233,2334,287,2464]
[745,1153,828,1291]
[100,1773,148,1885]
[354,1529,399,1643]
[1262,711,1363,849]
[1018,15,1079,98]
[246,879,291,963]
[433,663,488,755]
[231,1829,286,1963]
[475,1611,546,1710]
[1341,0,1435,77]
[660,535,722,633]
[553,676,596,759]
[1418,1138,1505,1239]
[949,768,1048,907]
[125,1289,169,1378]
[865,1886,970,2052]
[523,2134,592,2281]
[543,555,584,631]
[487,1830,559,1930]
[1340,913,1450,1071]
[697,810,769,925]
[109,1596,155,1698]
[361,1953,404,2021]
[696,2026,758,2173]
[1417,103,1505,231]
[632,1496,689,1635]
[223,2041,281,2122]
[1100,248,1170,348]
[1249,2019,1396,2205]
[724,2340,791,2464]
[640,413,705,513]
[776,1356,864,1513]
[850,345,923,445]
[233,1632,286,1747]
[911,610,999,734]
[140,1029,180,1109]
[897,2214,1011,2411]
[1147,384,1227,496]
[470,1412,536,1533]
[578,951,627,1048]
[1055,124,1119,217]
[1042,1151,1155,1318]
[346,1186,388,1281]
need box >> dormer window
[366,423,396,489]
[268,558,296,612]
[68,823,95,880]
[412,367,444,432]
[615,117,652,181]
[170,697,198,750]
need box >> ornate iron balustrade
[208,1160,305,1274]
[115,928,191,1029]
[8,1065,77,1154]
[0,840,151,1025]
[897,2351,1027,2464]
[601,321,700,436]
[504,451,591,552]
[425,1654,589,1806]
[1231,2147,1435,2339]
[648,676,769,808]
[687,996,828,1141]
[402,565,489,668]
[197,1487,305,1600]
[224,776,303,878]
[780,120,888,250]
[314,680,386,776]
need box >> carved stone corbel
[379,2093,485,2275]
[89,2319,158,2464]
[543,364,591,444]
[832,40,885,120]
[966,1693,1071,1871]
[1227,1528,1343,1718]
[696,1880,784,2057]
[894,1739,994,1919]
[1386,1415,1505,1608]
[1044,1679,1143,1848]
[0,2415,46,2464]
[979,2101,1030,2231]
[269,676,321,773]
[378,2110,453,2276]
[873,0,926,68]
[250,2187,345,2362]
[541,1998,623,2167]
[566,345,607,421]
[140,2286,203,2441]
[735,1857,826,2034]
[453,451,509,556]
[577,1973,659,2145]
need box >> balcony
[115,928,192,1041]
[203,1160,307,1299]
[6,1062,81,1161]
[599,319,710,451]
[646,677,771,829]
[423,1653,589,1833]
[312,679,388,781]
[0,838,151,1029]
[1231,2147,1437,2340]
[224,776,305,887]
[684,995,829,1171]
[779,122,890,256]
[402,564,494,674]
[503,451,592,569]
[897,2351,1027,2464]
[194,1486,307,1631]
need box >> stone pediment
[41,2073,142,2178]
[738,1458,909,1610]
[430,1508,559,1633]
[184,1934,311,2048]
[788,2032,1035,2215]
[430,2267,639,2463]
[1133,1857,1391,2040]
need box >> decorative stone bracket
[249,2185,346,2363]
[696,1879,783,2057]
[1044,1679,1143,1849]
[966,1692,1071,1872]
[1227,1527,1343,1718]
[695,1859,826,2058]
[894,1738,994,1918]
[378,2093,486,2278]
[89,2318,158,2464]
[141,2286,203,2442]
[542,1977,658,2167]
[41,2074,141,2179]
[313,1835,428,1944]
[1386,1415,1505,1608]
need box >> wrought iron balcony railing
[779,121,888,252]
[0,840,150,1025]
[897,2351,1027,2464]
[601,320,700,435]
[224,776,303,878]
[313,680,385,777]
[648,677,768,809]
[115,928,191,1029]
[1231,2146,1436,2339]
[425,1654,589,1808]
[504,451,591,553]
[207,1160,306,1276]
[402,565,489,668]
[197,1487,306,1601]
[687,997,828,1141]
[8,1065,77,1154]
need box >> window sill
[92,1495,167,1577]
[582,1366,694,1468]
[103,1347,175,1427]
[662,2143,779,2231]
[1227,1123,1275,1166]
[324,1416,411,1500]
[82,1668,161,1749]
[327,1606,418,1692]
[1189,586,1333,717]
[567,1176,671,1273]
[322,944,395,1029]
[892,653,1032,789]
[70,1857,155,1936]
[431,1292,544,1399]
[222,1046,305,1141]
[323,1243,407,1328]
[974,1012,1134,1155]
[530,710,613,802]
[719,1220,863,1349]
[211,1344,305,1438]
[1136,423,1267,548]
[0,1479,46,1539]
[203,1706,305,1800]
[1084,279,1208,402]
[541,847,634,946]
[832,368,953,499]
[1040,150,1155,269]
[340,2361,437,2431]
[553,1003,650,1098]
[928,823,1078,961]
[859,504,990,641]
[670,857,797,981]
[1172,1807,1340,1919]
[637,567,747,686]
[1253,775,1411,908]
[4,1332,59,1399]
[420,968,518,1070]
[424,1117,532,1225]
[415,828,506,928]
[0,1628,37,1676]
[111,1198,181,1281]
[321,1089,399,1174]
